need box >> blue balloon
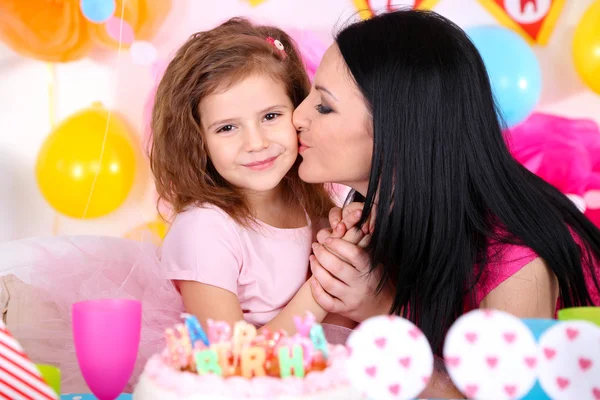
[521,319,557,400]
[466,26,542,128]
[80,0,116,23]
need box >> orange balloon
[91,0,172,50]
[0,0,171,62]
[0,0,91,62]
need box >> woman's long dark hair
[337,9,600,353]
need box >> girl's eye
[217,125,235,133]
[263,112,281,122]
[316,104,333,114]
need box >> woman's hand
[309,237,392,322]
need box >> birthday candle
[293,311,316,337]
[207,319,232,343]
[165,324,192,367]
[232,321,257,363]
[278,344,305,378]
[285,335,314,368]
[195,349,223,376]
[241,347,266,378]
[309,323,329,359]
[211,342,237,377]
[182,313,210,346]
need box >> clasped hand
[309,202,391,323]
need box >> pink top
[160,205,313,326]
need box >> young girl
[149,18,350,333]
[1,18,350,393]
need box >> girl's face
[293,45,373,195]
[199,74,298,193]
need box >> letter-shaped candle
[278,345,305,378]
[241,347,266,378]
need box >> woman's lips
[298,139,310,154]
[243,155,279,171]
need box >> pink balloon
[105,17,135,44]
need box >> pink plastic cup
[72,299,142,400]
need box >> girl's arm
[261,279,328,333]
[178,281,244,330]
[179,279,327,334]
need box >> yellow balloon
[573,1,600,95]
[36,104,137,219]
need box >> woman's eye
[263,113,280,121]
[217,125,235,133]
[316,104,333,114]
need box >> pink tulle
[0,235,355,394]
[507,113,600,227]
[0,236,183,394]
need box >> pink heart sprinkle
[347,346,353,356]
[566,328,579,341]
[486,356,498,369]
[375,337,387,349]
[422,376,430,385]
[592,387,600,399]
[556,377,570,390]
[579,357,593,371]
[399,357,411,368]
[408,328,421,339]
[445,356,460,367]
[503,332,516,344]
[524,357,537,368]
[465,332,478,344]
[504,385,517,397]
[389,384,401,396]
[543,347,556,360]
[464,384,479,397]
[365,366,377,377]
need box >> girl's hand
[316,203,372,248]
[309,238,392,322]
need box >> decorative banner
[0,320,58,399]
[346,315,434,400]
[443,309,539,399]
[352,0,440,19]
[477,0,566,45]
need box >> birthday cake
[133,313,361,399]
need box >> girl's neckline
[250,212,312,238]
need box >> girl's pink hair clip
[266,36,286,59]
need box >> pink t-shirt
[160,205,313,326]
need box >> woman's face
[293,44,373,195]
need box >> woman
[294,8,600,395]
